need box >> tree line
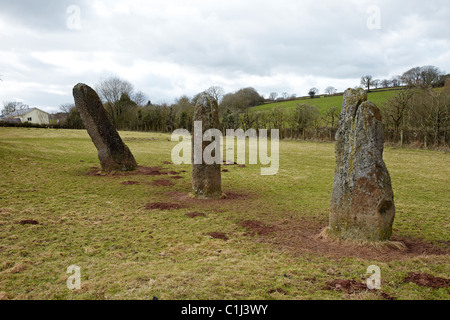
[3,65,447,148]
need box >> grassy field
[0,127,449,300]
[251,89,401,114]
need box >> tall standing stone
[192,93,222,199]
[329,88,395,241]
[73,83,137,172]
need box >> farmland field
[251,89,401,114]
[0,127,449,300]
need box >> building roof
[3,108,49,118]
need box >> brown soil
[238,165,246,168]
[170,176,183,180]
[165,191,252,205]
[152,179,175,187]
[87,166,170,177]
[207,232,229,241]
[325,279,370,294]
[186,212,206,218]
[168,171,180,175]
[145,203,185,210]
[222,169,229,173]
[244,216,449,261]
[19,220,39,225]
[163,161,172,165]
[380,292,397,300]
[122,181,139,185]
[241,220,278,236]
[403,272,450,288]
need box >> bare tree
[96,76,135,122]
[2,101,29,116]
[281,92,289,99]
[205,86,225,104]
[391,76,402,87]
[401,66,443,88]
[381,79,392,88]
[96,76,134,105]
[372,79,380,89]
[269,92,278,101]
[361,75,374,92]
[325,86,337,95]
[133,91,147,106]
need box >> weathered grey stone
[73,83,137,172]
[329,88,395,241]
[192,93,222,199]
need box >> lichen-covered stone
[192,93,222,199]
[73,83,137,172]
[329,88,395,241]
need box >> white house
[0,108,50,125]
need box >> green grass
[0,127,449,300]
[251,89,401,114]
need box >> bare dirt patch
[145,203,185,210]
[170,176,183,180]
[165,191,252,204]
[403,273,450,288]
[152,179,175,187]
[87,166,170,177]
[122,181,139,185]
[247,216,449,261]
[186,212,206,218]
[222,169,229,173]
[163,161,172,165]
[241,220,278,236]
[18,220,39,225]
[325,279,369,294]
[207,232,229,241]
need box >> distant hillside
[250,87,405,114]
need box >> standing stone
[192,93,222,199]
[73,83,137,172]
[329,88,395,241]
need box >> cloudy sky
[0,0,449,113]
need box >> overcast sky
[0,0,449,113]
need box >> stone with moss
[329,88,395,241]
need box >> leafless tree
[325,86,337,95]
[361,75,374,92]
[269,92,278,101]
[205,86,225,104]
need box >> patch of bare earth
[87,166,171,177]
[325,279,370,294]
[122,181,139,185]
[403,273,450,288]
[152,179,175,187]
[241,216,449,261]
[241,220,278,236]
[207,232,229,241]
[18,220,39,225]
[186,212,206,218]
[165,191,252,209]
[145,203,185,210]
